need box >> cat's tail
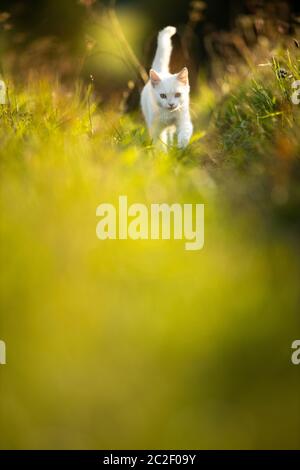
[151,26,176,74]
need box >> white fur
[141,26,193,149]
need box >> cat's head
[149,68,190,111]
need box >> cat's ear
[150,69,161,87]
[177,67,189,86]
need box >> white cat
[141,26,193,149]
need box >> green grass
[0,51,300,449]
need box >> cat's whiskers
[169,105,182,113]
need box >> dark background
[1,0,300,100]
[2,1,299,43]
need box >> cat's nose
[168,103,175,109]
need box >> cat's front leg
[177,120,193,149]
[177,110,193,149]
[150,123,162,144]
[159,126,176,149]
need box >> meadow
[0,8,300,449]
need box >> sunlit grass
[0,55,300,449]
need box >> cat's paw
[161,26,177,38]
[178,128,193,149]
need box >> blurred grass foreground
[0,0,300,450]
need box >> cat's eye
[175,92,181,98]
[160,93,167,99]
